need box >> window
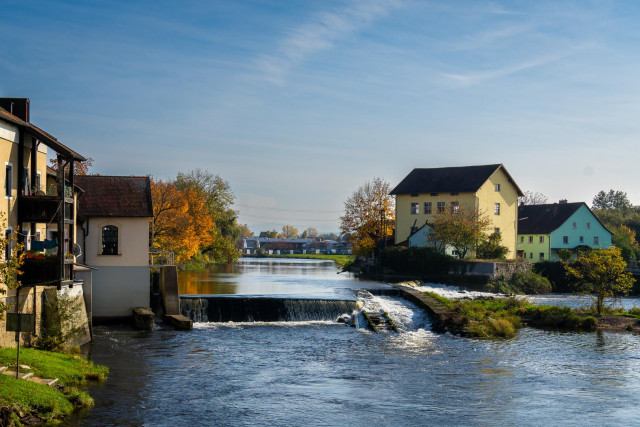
[495,184,500,192]
[563,236,569,244]
[450,192,459,196]
[529,236,533,244]
[36,172,41,192]
[450,201,460,214]
[5,163,12,198]
[579,236,584,243]
[437,202,445,213]
[424,202,432,214]
[539,236,544,243]
[520,236,524,243]
[529,252,533,259]
[572,222,576,229]
[539,253,544,261]
[430,193,439,197]
[411,203,419,214]
[594,236,599,245]
[494,227,500,234]
[586,222,591,229]
[411,193,419,197]
[4,230,11,260]
[494,203,500,215]
[102,225,118,255]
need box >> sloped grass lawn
[0,347,108,424]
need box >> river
[70,259,640,426]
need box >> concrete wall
[91,266,150,318]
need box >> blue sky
[2,0,640,233]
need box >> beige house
[75,175,153,319]
[0,98,89,347]
[391,164,523,259]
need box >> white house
[75,175,152,318]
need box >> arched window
[102,225,118,255]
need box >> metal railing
[149,250,175,267]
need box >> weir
[180,296,357,322]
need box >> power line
[235,203,341,214]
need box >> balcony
[18,194,74,224]
[20,255,74,287]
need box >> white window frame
[495,184,500,192]
[539,236,544,243]
[410,203,419,215]
[424,202,432,214]
[494,203,500,215]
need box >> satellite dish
[72,243,82,257]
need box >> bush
[510,271,552,294]
[534,261,576,292]
[476,233,509,259]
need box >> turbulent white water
[412,282,506,299]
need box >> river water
[70,259,640,426]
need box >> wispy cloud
[256,0,402,84]
[442,46,589,87]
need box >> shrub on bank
[485,271,552,294]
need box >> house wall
[517,234,551,262]
[548,205,612,261]
[91,266,150,317]
[475,168,519,259]
[395,192,476,244]
[82,217,150,266]
[395,167,520,259]
[80,216,150,318]
[0,120,48,241]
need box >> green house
[517,202,612,262]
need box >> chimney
[559,199,568,204]
[0,98,30,122]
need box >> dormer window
[102,225,118,255]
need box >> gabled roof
[390,164,523,196]
[75,175,153,218]
[517,202,608,234]
[0,107,86,161]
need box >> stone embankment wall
[0,285,91,348]
[450,261,532,278]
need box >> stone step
[2,371,34,379]
[27,377,59,387]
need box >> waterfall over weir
[180,296,357,323]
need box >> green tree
[428,205,491,259]
[565,247,634,316]
[558,248,572,262]
[477,232,509,259]
[264,230,278,238]
[340,178,394,256]
[592,189,632,212]
[610,225,639,262]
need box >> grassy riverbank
[425,292,639,339]
[251,254,353,268]
[0,347,108,425]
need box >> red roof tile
[75,175,153,217]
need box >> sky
[2,0,640,234]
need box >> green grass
[259,253,353,268]
[0,347,108,424]
[0,347,108,386]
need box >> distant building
[517,202,612,262]
[75,175,153,318]
[391,164,523,258]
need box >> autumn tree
[302,227,318,239]
[50,157,94,176]
[427,205,492,259]
[0,220,24,320]
[565,247,634,316]
[519,191,548,205]
[340,177,394,256]
[264,230,278,238]
[281,225,299,239]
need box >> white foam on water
[414,282,506,299]
[193,320,337,329]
